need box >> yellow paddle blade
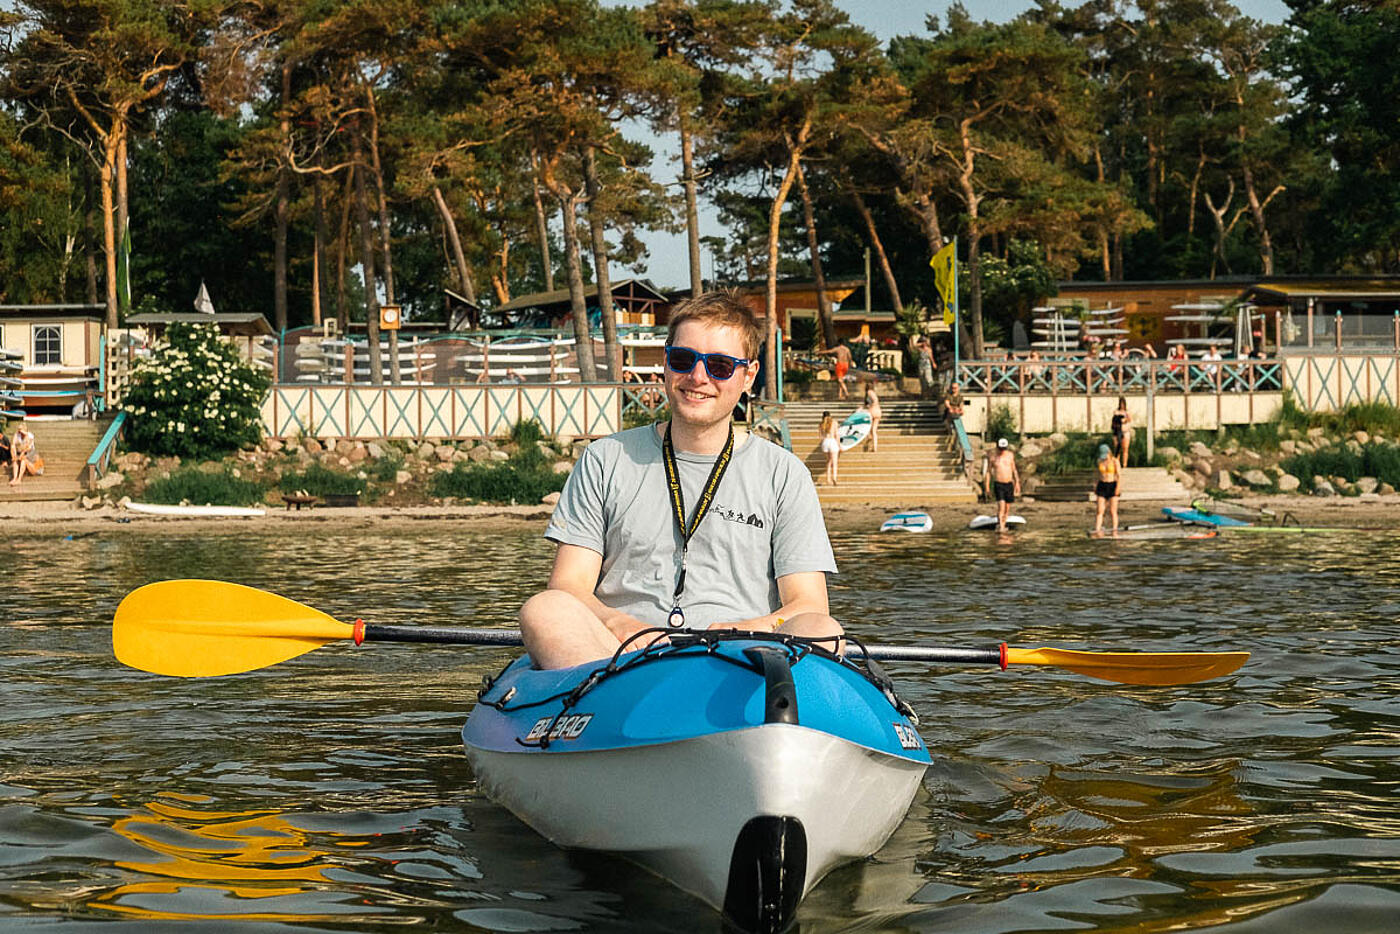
[1005,646,1249,686]
[113,580,354,677]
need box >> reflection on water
[1,523,1398,931]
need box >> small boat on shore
[124,502,266,518]
[462,633,930,933]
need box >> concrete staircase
[0,418,105,503]
[784,400,976,505]
[1032,466,1190,503]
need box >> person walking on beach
[1093,443,1122,534]
[819,410,841,486]
[817,343,853,400]
[1111,396,1133,468]
[519,290,840,670]
[860,381,881,452]
[915,337,938,399]
[983,438,1021,532]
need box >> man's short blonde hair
[666,290,763,361]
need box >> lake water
[1,522,1397,932]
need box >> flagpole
[952,236,960,383]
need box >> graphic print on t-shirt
[708,502,766,530]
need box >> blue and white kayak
[1162,505,1250,527]
[461,633,930,932]
[880,511,933,532]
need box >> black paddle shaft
[363,624,524,646]
[360,624,1004,667]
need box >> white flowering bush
[122,322,271,458]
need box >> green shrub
[1035,433,1102,475]
[985,403,1019,444]
[368,450,405,482]
[509,418,545,446]
[783,368,815,389]
[142,465,267,506]
[1281,440,1400,490]
[122,322,271,459]
[431,444,566,504]
[278,462,364,496]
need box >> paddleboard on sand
[838,410,872,450]
[969,514,1025,530]
[880,511,932,533]
[1162,505,1250,527]
[1088,524,1218,540]
[125,502,266,518]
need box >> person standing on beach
[1111,396,1133,468]
[915,338,937,399]
[983,438,1021,532]
[819,410,841,486]
[860,381,881,452]
[1093,443,1122,534]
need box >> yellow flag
[930,241,956,325]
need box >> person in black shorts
[1093,443,1122,534]
[983,437,1021,532]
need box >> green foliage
[430,446,566,504]
[278,463,364,497]
[1034,434,1102,475]
[783,368,815,388]
[142,466,267,506]
[122,322,271,459]
[509,418,545,447]
[985,404,1019,444]
[1281,441,1400,492]
[368,449,405,482]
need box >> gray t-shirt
[545,425,837,627]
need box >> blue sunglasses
[665,345,752,381]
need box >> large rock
[435,445,457,463]
[552,461,573,475]
[262,438,284,454]
[1193,457,1213,477]
[1157,446,1181,463]
[416,441,437,460]
[95,471,125,490]
[366,441,387,460]
[1277,473,1301,492]
[1307,426,1326,441]
[469,445,493,463]
[1047,432,1068,448]
[1170,468,1198,489]
[1216,469,1233,490]
[1019,439,1043,459]
[541,491,562,506]
[395,469,413,485]
[303,438,322,454]
[1313,477,1337,496]
[488,449,510,462]
[1357,476,1379,494]
[1345,439,1363,455]
[1294,440,1314,454]
[1242,469,1272,487]
[1382,482,1396,495]
[1354,430,1370,445]
[1189,441,1213,458]
[335,439,355,455]
[347,446,368,463]
[1279,439,1297,455]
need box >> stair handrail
[83,411,127,489]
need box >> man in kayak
[521,291,841,669]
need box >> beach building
[487,279,670,329]
[0,303,105,416]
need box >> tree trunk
[849,188,902,312]
[680,115,703,294]
[274,62,290,332]
[433,187,476,304]
[352,124,384,385]
[541,159,596,383]
[583,145,621,381]
[796,162,835,349]
[913,191,944,253]
[313,173,327,326]
[955,118,983,359]
[365,85,396,306]
[100,135,119,328]
[1241,161,1275,275]
[531,150,554,292]
[83,165,98,305]
[763,122,810,400]
[336,167,354,332]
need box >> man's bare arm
[548,543,649,641]
[710,571,830,633]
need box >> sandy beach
[4,494,1398,538]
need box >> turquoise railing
[84,411,127,488]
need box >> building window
[33,325,62,365]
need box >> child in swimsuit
[1093,443,1121,534]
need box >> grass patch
[431,432,565,504]
[142,465,268,506]
[278,462,365,497]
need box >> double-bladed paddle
[112,579,1249,687]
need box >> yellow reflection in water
[90,792,372,923]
